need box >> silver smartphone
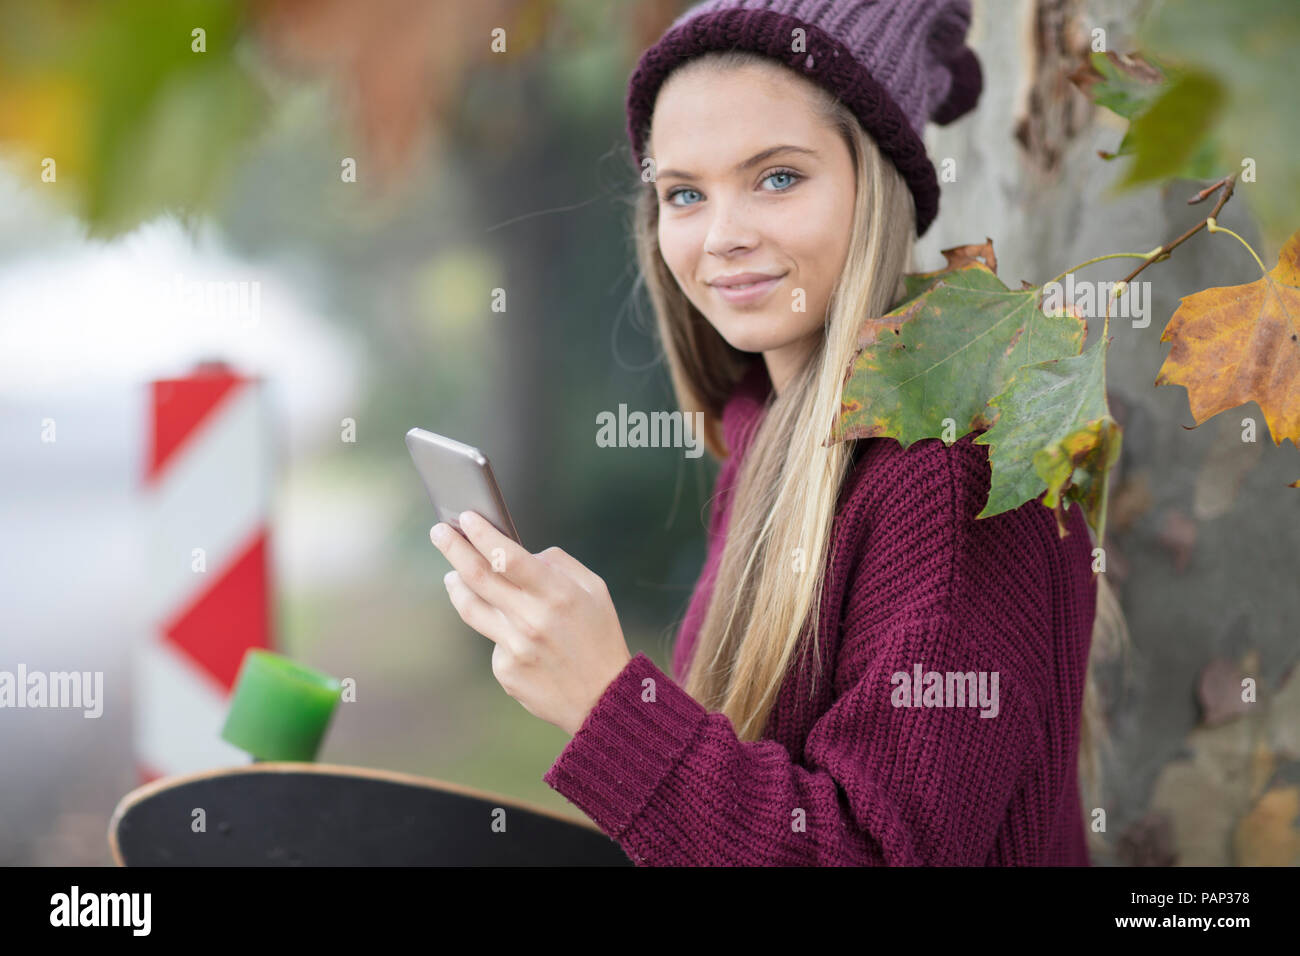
[405,427,521,545]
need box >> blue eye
[763,168,800,190]
[665,187,702,207]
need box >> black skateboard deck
[109,763,631,866]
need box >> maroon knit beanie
[625,0,983,237]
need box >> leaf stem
[1205,217,1267,274]
[1101,175,1239,337]
[1113,175,1237,291]
[1043,253,1157,291]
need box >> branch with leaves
[829,44,1300,548]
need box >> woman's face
[648,61,856,394]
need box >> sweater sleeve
[543,436,1052,865]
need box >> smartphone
[405,427,521,545]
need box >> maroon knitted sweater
[544,358,1098,865]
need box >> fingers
[430,520,525,614]
[535,546,605,595]
[443,570,515,645]
[455,511,556,595]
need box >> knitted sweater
[544,358,1098,865]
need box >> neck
[763,334,819,397]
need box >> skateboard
[108,762,632,866]
[110,648,630,866]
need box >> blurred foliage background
[0,0,705,864]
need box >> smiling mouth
[709,273,787,303]
[711,272,787,289]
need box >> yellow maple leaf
[1155,229,1300,449]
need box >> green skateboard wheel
[221,650,342,761]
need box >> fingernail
[459,511,476,529]
[443,570,455,587]
[431,523,449,545]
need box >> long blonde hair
[631,50,1128,808]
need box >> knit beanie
[625,0,983,237]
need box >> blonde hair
[631,50,1127,810]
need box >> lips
[709,272,786,305]
[709,272,785,288]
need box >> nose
[701,192,759,258]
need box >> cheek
[658,221,706,300]
[785,197,849,297]
[657,221,687,279]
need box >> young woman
[431,0,1126,865]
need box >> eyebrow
[655,144,818,181]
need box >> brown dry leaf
[1155,229,1300,449]
[1150,712,1269,864]
[1159,721,1277,862]
[936,238,998,275]
[1146,654,1300,865]
[1233,786,1300,866]
[1149,753,1240,866]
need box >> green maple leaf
[974,335,1123,541]
[892,254,1005,311]
[1085,50,1170,120]
[1077,50,1225,188]
[1137,0,1300,250]
[831,262,1087,448]
[1117,68,1226,188]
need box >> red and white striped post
[135,361,277,782]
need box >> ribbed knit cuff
[543,652,707,839]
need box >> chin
[709,316,812,356]
[715,330,779,354]
[703,311,774,347]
